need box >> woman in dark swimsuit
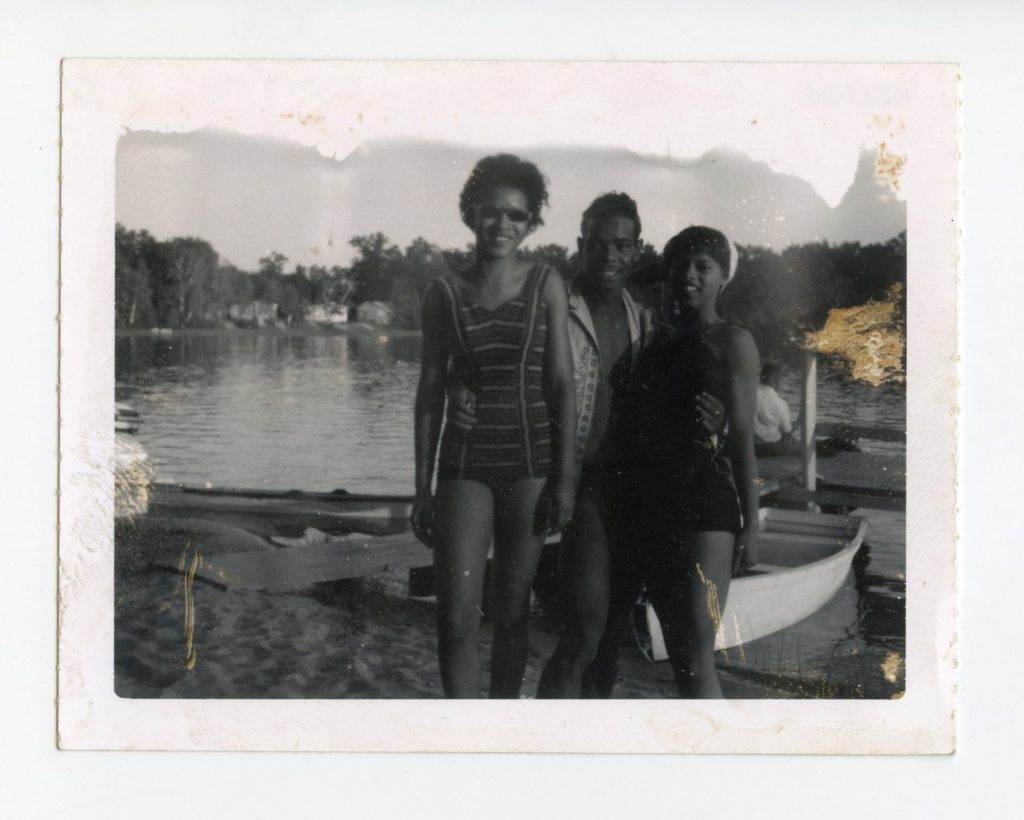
[411,154,576,698]
[607,226,759,698]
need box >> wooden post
[800,349,817,501]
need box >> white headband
[720,236,739,291]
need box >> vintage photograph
[59,61,957,751]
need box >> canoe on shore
[141,484,867,656]
[146,472,793,532]
[148,482,415,536]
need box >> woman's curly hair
[459,153,549,231]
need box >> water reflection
[117,328,905,497]
[780,358,903,443]
[117,329,421,494]
[853,549,907,650]
[346,333,421,370]
[117,329,905,490]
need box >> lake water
[116,327,907,697]
[115,328,906,493]
[117,329,423,494]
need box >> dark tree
[278,279,305,326]
[164,237,219,326]
[114,221,906,343]
[204,263,253,321]
[389,238,451,330]
[114,225,156,327]
[519,243,574,280]
[441,244,475,275]
[349,233,404,304]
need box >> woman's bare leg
[432,480,495,698]
[649,531,735,699]
[488,477,548,699]
[538,494,611,698]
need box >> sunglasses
[477,205,532,224]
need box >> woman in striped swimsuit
[412,154,576,698]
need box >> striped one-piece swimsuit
[435,265,553,485]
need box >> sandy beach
[114,515,807,699]
[115,563,799,700]
[114,486,904,701]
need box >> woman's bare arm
[719,326,761,567]
[412,283,450,542]
[541,272,577,530]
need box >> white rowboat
[644,508,868,657]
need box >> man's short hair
[580,192,642,239]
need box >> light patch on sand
[881,651,903,684]
[181,542,203,671]
[804,284,905,386]
[114,434,154,520]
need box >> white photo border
[57,59,958,753]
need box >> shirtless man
[450,192,723,697]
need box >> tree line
[723,232,906,356]
[114,224,578,331]
[115,223,905,357]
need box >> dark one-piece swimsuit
[434,265,553,488]
[613,324,742,545]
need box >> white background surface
[1,0,1013,816]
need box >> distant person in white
[753,362,793,457]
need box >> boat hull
[147,482,414,536]
[646,509,867,656]
[142,485,867,653]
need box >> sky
[116,129,906,271]
[108,62,912,270]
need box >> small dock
[760,449,905,512]
[761,351,906,513]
